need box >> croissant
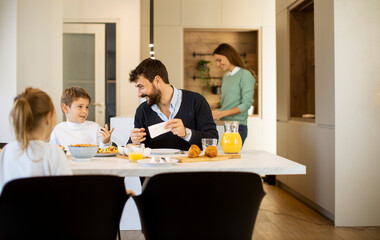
[188,144,201,158]
[205,146,218,158]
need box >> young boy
[50,86,114,149]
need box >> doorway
[63,23,105,126]
[63,23,117,126]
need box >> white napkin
[148,122,170,139]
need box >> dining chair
[0,175,129,240]
[0,142,7,149]
[133,172,266,240]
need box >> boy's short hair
[61,86,91,107]
[129,58,170,84]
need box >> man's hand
[130,128,146,144]
[100,124,114,143]
[212,110,225,120]
[165,119,186,138]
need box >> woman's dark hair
[213,43,257,79]
[129,58,170,84]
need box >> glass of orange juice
[221,121,242,154]
[128,144,144,162]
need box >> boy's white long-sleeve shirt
[0,140,72,194]
[49,121,111,149]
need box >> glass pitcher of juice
[221,121,242,154]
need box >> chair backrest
[133,172,266,240]
[0,142,7,149]
[0,175,128,240]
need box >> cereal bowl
[68,144,99,160]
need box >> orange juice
[221,132,242,153]
[129,153,143,161]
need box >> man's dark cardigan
[129,90,218,150]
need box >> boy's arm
[98,127,113,148]
[99,124,114,147]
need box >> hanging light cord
[149,0,155,59]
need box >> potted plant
[197,60,210,95]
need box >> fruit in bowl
[58,145,67,154]
[68,144,98,160]
[97,146,118,153]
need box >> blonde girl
[212,43,256,145]
[0,88,72,194]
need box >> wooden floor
[121,183,380,240]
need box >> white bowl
[143,148,151,157]
[118,146,128,156]
[68,145,98,159]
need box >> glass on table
[201,138,218,151]
[128,143,144,162]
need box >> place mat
[172,154,241,163]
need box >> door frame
[63,18,120,124]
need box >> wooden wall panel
[289,1,315,119]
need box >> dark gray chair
[0,175,129,240]
[133,172,266,240]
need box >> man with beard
[127,58,218,150]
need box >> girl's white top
[0,140,72,194]
[50,121,111,149]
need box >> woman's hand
[130,128,146,144]
[100,124,114,143]
[212,110,225,120]
[213,107,241,120]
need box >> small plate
[150,148,181,155]
[95,152,118,157]
[138,158,179,167]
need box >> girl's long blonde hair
[213,43,257,79]
[10,88,55,151]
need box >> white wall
[141,0,277,153]
[0,0,17,142]
[63,0,141,117]
[0,0,140,141]
[0,0,63,142]
[17,0,63,120]
[334,0,380,226]
[276,0,336,219]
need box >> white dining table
[68,150,305,230]
[69,150,306,176]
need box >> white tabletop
[69,150,306,177]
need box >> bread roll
[188,144,201,158]
[205,146,218,158]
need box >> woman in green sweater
[212,43,256,145]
